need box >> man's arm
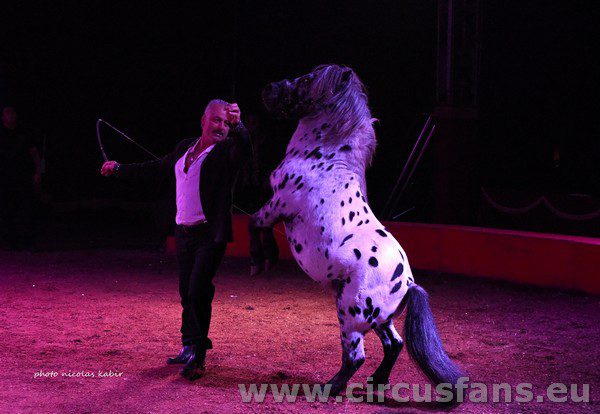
[228,122,252,165]
[101,155,170,182]
[114,154,172,182]
[100,139,191,181]
[224,103,252,165]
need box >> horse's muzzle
[262,79,291,117]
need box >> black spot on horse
[321,123,329,129]
[306,146,323,160]
[348,197,352,204]
[279,174,289,189]
[368,257,379,267]
[326,164,333,171]
[363,206,369,214]
[295,244,303,253]
[340,234,354,247]
[339,145,352,152]
[356,191,360,197]
[371,246,377,252]
[341,201,345,207]
[325,248,329,259]
[320,226,325,234]
[366,297,372,307]
[390,281,403,294]
[344,183,349,189]
[353,249,361,259]
[357,220,363,226]
[376,229,387,237]
[372,308,381,318]
[391,263,404,281]
[320,198,324,204]
[294,175,303,185]
[348,306,356,317]
[349,211,355,222]
[342,218,346,226]
[326,273,333,278]
[296,183,304,190]
[326,153,335,160]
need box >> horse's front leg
[249,198,282,276]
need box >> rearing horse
[249,64,464,400]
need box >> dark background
[1,1,598,238]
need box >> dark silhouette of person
[0,106,42,249]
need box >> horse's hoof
[325,382,346,398]
[250,264,264,277]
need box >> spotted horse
[249,64,464,402]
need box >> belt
[177,222,208,234]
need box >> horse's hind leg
[249,197,282,275]
[327,329,366,396]
[371,322,404,387]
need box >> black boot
[180,349,206,381]
[166,345,196,365]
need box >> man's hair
[203,99,229,115]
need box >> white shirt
[174,140,215,225]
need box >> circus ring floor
[1,248,598,413]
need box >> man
[100,100,251,380]
[0,105,42,249]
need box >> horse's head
[264,64,377,179]
[262,64,360,119]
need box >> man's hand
[100,161,120,176]
[225,103,241,126]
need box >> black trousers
[175,224,227,349]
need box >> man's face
[201,104,229,141]
[2,107,17,129]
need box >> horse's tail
[402,284,465,401]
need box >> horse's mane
[309,64,377,169]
